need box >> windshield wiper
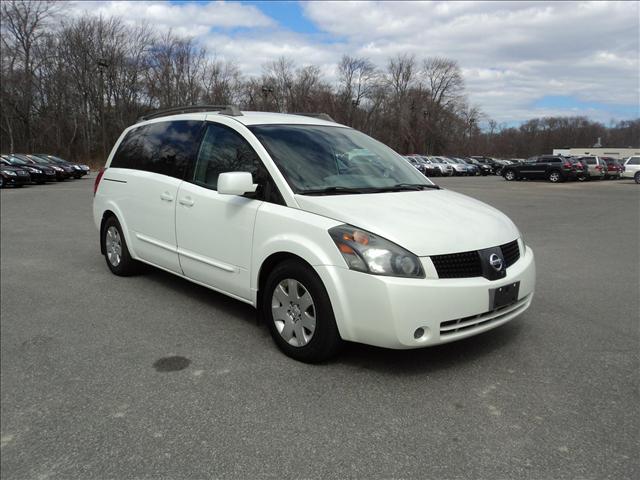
[299,183,440,195]
[299,186,372,195]
[377,183,440,191]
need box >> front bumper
[316,246,535,349]
[1,173,31,186]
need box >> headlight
[53,166,63,171]
[329,225,424,278]
[2,170,17,176]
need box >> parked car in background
[471,156,500,175]
[0,161,31,188]
[1,154,53,183]
[441,157,468,176]
[567,157,588,181]
[37,154,90,178]
[457,158,479,176]
[30,154,82,179]
[621,156,640,183]
[428,157,454,176]
[404,155,426,174]
[502,155,576,183]
[601,157,622,180]
[15,154,71,181]
[416,156,439,177]
[466,157,492,175]
[578,156,607,180]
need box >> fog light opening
[414,327,425,340]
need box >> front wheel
[635,172,640,184]
[548,170,562,183]
[262,260,342,363]
[503,169,516,181]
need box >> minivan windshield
[249,125,435,194]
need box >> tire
[102,216,138,276]
[0,177,4,188]
[635,172,640,184]
[548,170,562,183]
[262,259,342,363]
[503,169,516,181]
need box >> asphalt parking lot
[1,175,638,479]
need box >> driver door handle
[160,192,174,202]
[179,196,195,207]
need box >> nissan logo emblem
[489,253,504,271]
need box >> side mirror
[217,172,257,196]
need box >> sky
[67,0,640,126]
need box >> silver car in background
[428,156,454,176]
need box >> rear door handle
[160,192,174,202]
[179,196,195,207]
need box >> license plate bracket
[490,282,520,310]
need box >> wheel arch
[256,252,315,312]
[98,206,136,258]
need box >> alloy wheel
[105,226,123,267]
[271,278,316,347]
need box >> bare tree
[1,0,57,150]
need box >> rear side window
[111,120,203,179]
[627,157,640,165]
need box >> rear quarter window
[111,120,203,179]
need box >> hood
[295,189,519,256]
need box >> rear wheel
[262,260,342,363]
[635,172,640,184]
[102,216,138,276]
[0,177,4,188]
[548,170,562,183]
[503,169,516,181]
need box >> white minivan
[93,106,536,362]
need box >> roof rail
[291,112,335,122]
[137,104,242,122]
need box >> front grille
[500,240,520,267]
[431,250,482,278]
[439,294,530,337]
[431,239,521,279]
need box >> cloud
[64,0,639,124]
[67,1,275,37]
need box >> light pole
[97,59,109,161]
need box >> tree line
[1,1,638,164]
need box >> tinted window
[193,123,262,190]
[582,157,596,165]
[627,157,640,165]
[111,121,203,179]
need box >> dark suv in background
[502,155,576,183]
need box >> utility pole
[97,59,109,161]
